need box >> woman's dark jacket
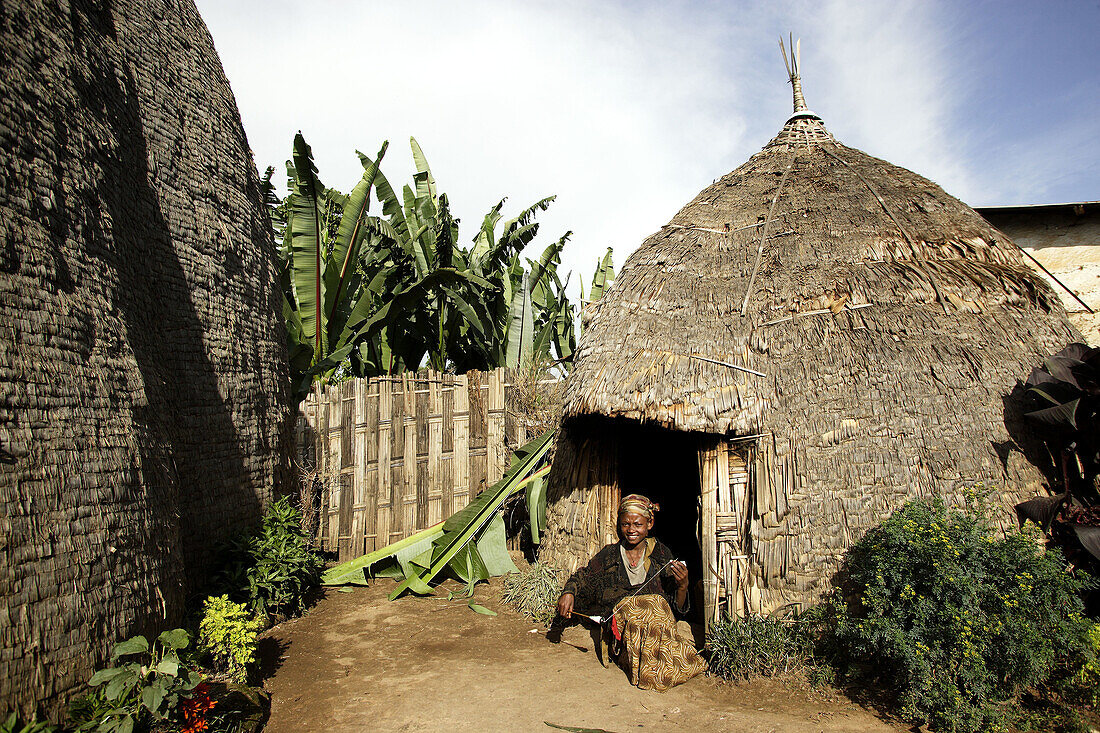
[561,538,688,618]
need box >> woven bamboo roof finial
[779,34,819,121]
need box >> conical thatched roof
[565,78,1076,435]
[541,48,1079,617]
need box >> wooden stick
[741,155,795,316]
[1013,245,1094,313]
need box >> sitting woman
[555,494,707,691]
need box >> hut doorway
[615,422,703,620]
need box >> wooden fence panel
[300,368,539,561]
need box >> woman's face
[618,511,654,547]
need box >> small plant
[213,496,324,623]
[1,712,56,733]
[706,615,813,681]
[500,563,563,626]
[85,629,206,732]
[198,596,263,683]
[818,493,1091,733]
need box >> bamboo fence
[297,368,551,561]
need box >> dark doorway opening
[615,421,702,621]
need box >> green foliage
[271,134,588,400]
[82,630,202,733]
[1061,622,1100,708]
[500,563,564,626]
[198,596,263,683]
[818,495,1091,732]
[705,615,813,681]
[0,712,56,733]
[214,496,324,623]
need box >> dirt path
[259,577,903,733]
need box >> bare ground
[257,575,904,733]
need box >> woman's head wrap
[618,494,659,519]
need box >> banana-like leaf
[289,132,327,361]
[468,602,497,616]
[527,475,547,545]
[388,430,555,600]
[326,141,388,331]
[589,247,615,302]
[472,199,506,261]
[410,137,437,204]
[506,272,534,368]
[357,150,408,239]
[321,521,445,586]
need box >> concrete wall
[978,202,1100,343]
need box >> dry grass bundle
[506,358,565,437]
[500,563,565,626]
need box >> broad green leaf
[289,132,327,361]
[110,636,148,659]
[389,430,554,600]
[104,672,133,701]
[527,475,547,545]
[157,628,189,650]
[468,602,498,616]
[326,141,388,332]
[505,272,534,368]
[473,512,518,577]
[409,137,437,202]
[155,657,179,676]
[88,666,125,686]
[322,522,445,586]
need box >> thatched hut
[0,0,291,716]
[539,48,1078,627]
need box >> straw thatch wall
[541,110,1079,619]
[0,0,291,716]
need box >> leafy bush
[500,563,563,626]
[818,495,1091,732]
[198,596,263,683]
[82,629,206,732]
[706,615,813,681]
[214,496,324,623]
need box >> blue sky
[196,0,1100,282]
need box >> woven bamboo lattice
[540,50,1080,620]
[0,0,292,717]
[301,369,543,561]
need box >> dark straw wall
[0,0,292,716]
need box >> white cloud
[197,0,1094,289]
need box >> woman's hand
[668,560,689,591]
[556,592,575,619]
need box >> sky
[196,0,1100,285]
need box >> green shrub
[819,495,1091,732]
[706,615,813,681]
[83,629,204,732]
[500,563,563,626]
[198,596,264,683]
[214,496,324,623]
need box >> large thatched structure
[0,0,291,716]
[540,51,1078,627]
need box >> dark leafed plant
[816,494,1091,733]
[212,497,324,623]
[1016,343,1100,569]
